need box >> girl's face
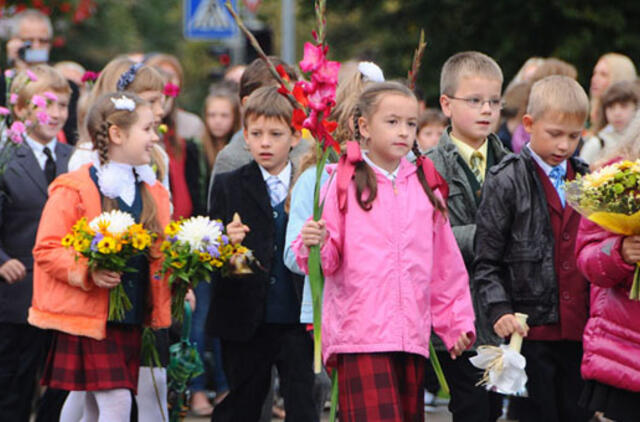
[590,59,611,98]
[359,93,418,171]
[138,90,165,127]
[605,101,637,133]
[19,90,70,144]
[111,105,159,166]
[205,97,235,139]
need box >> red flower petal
[322,120,338,133]
[292,109,307,131]
[275,64,290,82]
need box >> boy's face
[23,90,70,144]
[523,111,584,167]
[440,76,502,147]
[605,101,637,133]
[244,115,300,175]
[417,123,445,151]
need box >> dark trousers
[514,340,592,422]
[0,322,48,421]
[437,350,503,422]
[212,323,317,422]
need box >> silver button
[270,276,277,285]
[273,211,278,218]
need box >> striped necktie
[470,151,484,184]
[267,176,286,207]
[549,166,566,207]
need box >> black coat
[473,147,589,327]
[0,142,72,323]
[206,161,303,341]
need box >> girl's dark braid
[95,121,111,166]
[412,139,447,216]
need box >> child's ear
[290,129,302,149]
[358,115,370,140]
[440,95,452,118]
[108,125,124,146]
[522,114,534,134]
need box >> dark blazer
[206,161,303,342]
[0,142,72,323]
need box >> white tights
[80,389,132,422]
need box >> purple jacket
[576,218,640,392]
[293,159,476,365]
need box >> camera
[17,41,49,64]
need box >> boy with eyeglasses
[425,51,508,422]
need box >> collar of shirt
[258,161,292,191]
[25,135,57,170]
[526,144,567,177]
[362,152,400,181]
[450,134,488,170]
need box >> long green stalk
[429,341,450,395]
[329,369,338,422]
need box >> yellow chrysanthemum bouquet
[565,159,640,299]
[159,215,252,321]
[61,210,155,320]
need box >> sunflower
[73,237,90,252]
[171,260,185,269]
[98,236,117,254]
[61,234,74,247]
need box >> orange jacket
[28,164,172,340]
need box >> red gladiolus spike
[323,134,340,154]
[292,109,307,131]
[277,85,290,96]
[322,120,337,133]
[292,84,309,107]
[275,64,290,82]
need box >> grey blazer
[0,142,72,323]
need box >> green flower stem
[629,264,640,300]
[142,327,165,422]
[329,369,338,422]
[429,340,450,395]
[108,284,132,322]
[171,283,188,322]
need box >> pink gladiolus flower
[299,42,325,73]
[43,91,58,102]
[4,69,15,79]
[9,94,18,105]
[307,84,337,112]
[163,83,180,98]
[313,60,340,85]
[31,95,46,108]
[81,71,99,83]
[8,121,26,144]
[0,107,9,116]
[37,111,50,125]
[26,70,38,82]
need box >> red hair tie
[336,141,363,212]
[416,155,449,200]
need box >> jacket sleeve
[293,176,343,276]
[431,208,476,350]
[451,224,476,267]
[0,188,12,265]
[575,217,635,289]
[208,148,234,213]
[473,170,515,325]
[284,169,315,275]
[33,185,93,291]
[208,173,230,225]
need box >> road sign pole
[281,0,295,64]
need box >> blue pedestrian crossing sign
[184,0,238,40]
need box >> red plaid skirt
[41,325,142,393]
[337,352,426,422]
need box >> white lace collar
[96,161,156,206]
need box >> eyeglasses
[447,96,503,110]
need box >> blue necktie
[549,166,566,207]
[267,176,286,207]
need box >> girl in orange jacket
[29,92,171,421]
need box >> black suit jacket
[0,142,72,323]
[206,161,303,341]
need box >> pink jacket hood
[576,217,640,392]
[294,156,475,365]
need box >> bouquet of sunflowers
[159,215,252,321]
[565,159,640,299]
[61,210,155,321]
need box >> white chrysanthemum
[177,216,222,252]
[89,210,136,235]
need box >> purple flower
[26,70,38,82]
[36,111,49,125]
[221,235,229,244]
[31,95,46,108]
[90,233,104,251]
[0,107,9,116]
[9,94,18,105]
[169,236,177,243]
[4,69,14,79]
[207,245,221,258]
[202,236,210,244]
[43,91,58,102]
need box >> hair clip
[116,62,143,91]
[358,62,385,83]
[111,96,136,111]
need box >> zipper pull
[392,179,397,195]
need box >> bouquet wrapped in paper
[565,159,640,299]
[159,214,254,321]
[61,210,155,321]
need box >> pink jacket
[576,218,640,392]
[294,158,476,365]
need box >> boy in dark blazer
[0,64,72,421]
[207,86,316,421]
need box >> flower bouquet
[565,159,640,299]
[62,210,155,321]
[159,215,251,321]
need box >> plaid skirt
[337,352,426,422]
[41,324,142,393]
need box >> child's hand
[0,259,26,284]
[301,219,327,247]
[493,313,528,338]
[185,288,196,312]
[227,213,250,245]
[621,235,640,265]
[450,332,472,359]
[91,269,121,289]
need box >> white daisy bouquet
[61,210,155,321]
[159,215,250,321]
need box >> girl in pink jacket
[294,82,476,421]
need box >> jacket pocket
[504,240,546,298]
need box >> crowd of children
[1,7,640,422]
